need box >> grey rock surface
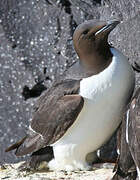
[0,0,139,164]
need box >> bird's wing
[112,88,140,179]
[14,79,84,156]
[128,88,140,167]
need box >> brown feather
[5,136,27,152]
[15,134,44,156]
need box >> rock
[0,162,114,180]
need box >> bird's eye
[83,29,89,35]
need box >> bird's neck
[79,47,112,74]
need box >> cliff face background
[0,0,139,163]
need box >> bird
[112,88,140,180]
[127,88,140,179]
[5,19,135,171]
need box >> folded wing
[6,80,84,156]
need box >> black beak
[95,20,120,36]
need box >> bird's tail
[5,136,27,153]
[5,134,45,156]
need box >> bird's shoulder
[34,79,81,112]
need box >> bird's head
[73,20,120,72]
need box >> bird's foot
[18,159,47,172]
[18,161,35,172]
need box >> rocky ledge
[0,162,114,180]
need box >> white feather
[136,166,140,180]
[126,110,130,144]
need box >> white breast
[50,48,135,171]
